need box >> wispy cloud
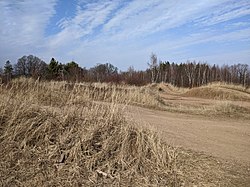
[101,0,249,40]
[0,0,249,69]
[0,0,57,46]
[55,0,250,45]
[0,0,57,62]
[46,0,120,48]
[195,0,250,26]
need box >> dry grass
[183,83,250,101]
[3,78,161,109]
[163,100,250,119]
[145,83,188,95]
[208,82,250,93]
[177,148,250,187]
[1,78,250,186]
[143,82,250,118]
[0,78,180,186]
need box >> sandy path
[126,106,250,163]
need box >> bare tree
[237,64,248,87]
[185,61,196,88]
[148,53,159,83]
[15,55,47,78]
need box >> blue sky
[0,0,250,70]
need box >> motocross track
[128,106,250,162]
[125,84,250,185]
[127,84,250,163]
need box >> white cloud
[69,0,250,43]
[0,0,250,68]
[195,0,250,26]
[0,0,57,63]
[0,0,57,46]
[47,0,250,69]
[101,0,236,40]
[46,0,120,49]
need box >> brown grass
[162,100,250,119]
[0,78,180,186]
[177,148,250,187]
[183,83,250,101]
[208,82,250,93]
[4,78,162,108]
[145,82,250,118]
[145,83,188,95]
[1,78,249,186]
[10,79,246,118]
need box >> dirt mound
[183,85,250,101]
[145,83,186,95]
[0,81,180,186]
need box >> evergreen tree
[4,60,13,74]
[4,60,13,82]
[47,58,59,79]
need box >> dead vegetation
[177,148,250,187]
[5,78,249,119]
[183,82,250,101]
[162,100,250,119]
[4,77,162,108]
[0,78,250,186]
[209,82,250,94]
[0,78,180,186]
[149,82,250,119]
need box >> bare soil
[128,85,250,163]
[125,87,250,186]
[87,83,250,185]
[127,106,250,163]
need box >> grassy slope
[183,82,250,101]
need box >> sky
[0,0,250,70]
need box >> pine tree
[47,58,59,79]
[4,60,13,82]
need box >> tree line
[1,54,249,87]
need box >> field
[0,78,250,186]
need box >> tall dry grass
[0,78,180,186]
[183,82,250,101]
[207,82,250,93]
[2,78,161,108]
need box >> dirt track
[126,85,250,164]
[127,106,250,163]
